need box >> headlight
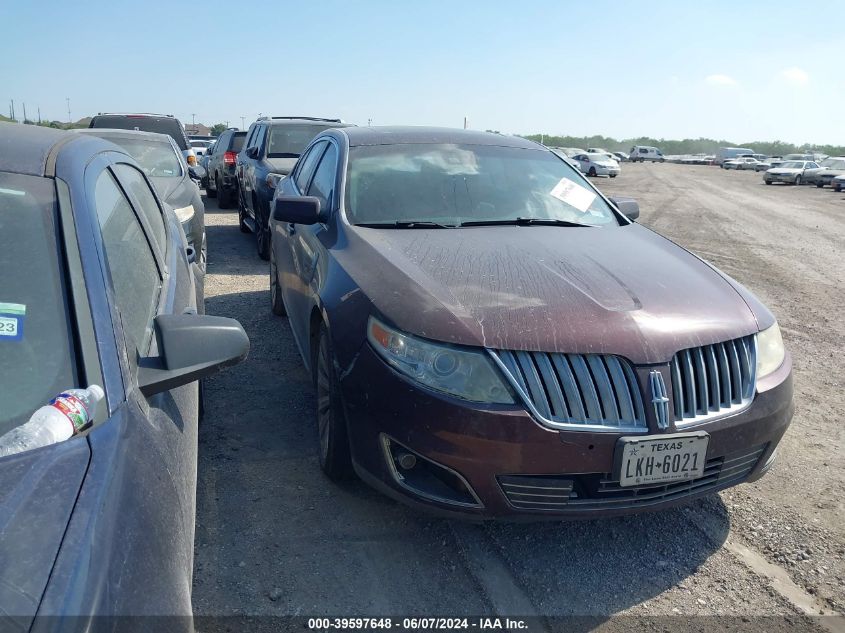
[173,204,195,223]
[757,322,785,378]
[266,173,285,189]
[367,316,514,404]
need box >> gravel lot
[192,163,844,629]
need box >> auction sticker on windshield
[617,432,709,487]
[550,178,596,212]
[0,302,25,342]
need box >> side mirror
[246,147,259,160]
[138,314,249,397]
[189,165,206,181]
[609,196,640,221]
[272,196,323,225]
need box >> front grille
[670,335,756,425]
[498,444,765,513]
[492,350,646,430]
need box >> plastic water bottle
[0,385,105,458]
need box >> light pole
[240,116,245,130]
[192,113,196,126]
[66,97,71,124]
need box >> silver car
[763,160,819,185]
[723,157,762,171]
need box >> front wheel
[765,180,772,185]
[609,173,617,178]
[816,181,824,188]
[270,247,286,316]
[794,176,802,186]
[315,324,355,480]
[255,199,271,260]
[588,167,597,177]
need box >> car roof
[340,126,541,149]
[76,128,174,144]
[0,122,126,177]
[259,118,353,128]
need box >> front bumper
[341,344,793,519]
[765,173,798,183]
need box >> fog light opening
[381,435,483,508]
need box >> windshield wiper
[355,220,459,229]
[459,217,593,228]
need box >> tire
[255,197,271,260]
[609,174,617,178]
[237,192,250,233]
[659,158,665,163]
[206,173,217,199]
[198,380,206,423]
[315,324,354,480]
[794,176,801,186]
[765,180,772,185]
[816,181,824,188]
[217,176,232,209]
[588,167,597,177]
[270,246,286,316]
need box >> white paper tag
[549,178,597,212]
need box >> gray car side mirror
[609,196,640,221]
[272,196,324,225]
[138,314,249,396]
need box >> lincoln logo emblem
[649,370,671,430]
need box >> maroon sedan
[268,127,793,518]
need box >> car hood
[149,176,196,206]
[266,157,298,175]
[339,223,761,364]
[0,439,89,623]
[768,168,801,174]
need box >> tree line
[522,133,845,157]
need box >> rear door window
[94,170,161,354]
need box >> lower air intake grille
[498,444,766,513]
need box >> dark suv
[89,113,197,167]
[237,117,352,259]
[205,128,246,208]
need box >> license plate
[617,432,709,487]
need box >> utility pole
[368,118,372,127]
[10,99,14,121]
[22,103,27,123]
[240,116,245,129]
[38,107,41,124]
[192,113,196,126]
[66,97,71,124]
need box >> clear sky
[2,0,843,145]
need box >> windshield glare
[268,125,333,157]
[103,137,183,177]
[0,173,78,435]
[780,161,805,168]
[345,143,620,227]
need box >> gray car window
[95,170,161,354]
[307,143,339,210]
[114,164,167,256]
[294,141,328,193]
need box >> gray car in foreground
[77,129,208,273]
[0,123,248,629]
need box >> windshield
[779,161,805,168]
[101,137,183,177]
[267,125,333,158]
[588,153,614,162]
[345,143,620,227]
[191,140,212,149]
[0,173,78,436]
[821,159,845,169]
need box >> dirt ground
[191,163,844,628]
